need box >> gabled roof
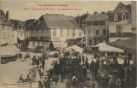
[25,19,36,30]
[41,14,81,29]
[114,2,131,13]
[10,19,25,29]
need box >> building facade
[109,3,132,38]
[0,10,16,46]
[26,14,84,51]
[131,1,136,34]
[10,19,27,50]
[77,12,109,47]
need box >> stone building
[26,14,83,51]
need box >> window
[103,29,106,35]
[53,29,56,36]
[116,25,122,36]
[100,20,105,25]
[33,41,35,47]
[114,14,118,21]
[89,39,92,45]
[73,29,76,37]
[118,13,122,21]
[123,13,126,20]
[96,30,99,35]
[93,21,99,26]
[87,21,92,26]
[79,31,82,36]
[60,29,63,37]
[37,42,40,46]
[88,29,90,35]
[67,29,70,36]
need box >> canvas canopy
[0,45,20,57]
[93,43,124,53]
[18,36,25,40]
[67,45,83,53]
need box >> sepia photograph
[0,0,136,88]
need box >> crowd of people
[17,50,136,88]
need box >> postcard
[0,0,136,88]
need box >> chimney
[6,11,9,19]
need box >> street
[0,53,59,88]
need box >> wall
[50,28,84,48]
[0,25,17,45]
[131,1,136,29]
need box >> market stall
[66,45,84,53]
[93,43,124,53]
[0,45,20,64]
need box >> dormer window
[114,14,118,21]
[122,13,126,20]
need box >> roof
[10,19,25,29]
[25,19,36,30]
[86,13,109,21]
[109,37,136,51]
[114,2,131,13]
[106,11,114,21]
[41,14,81,29]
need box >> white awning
[18,36,25,40]
[67,45,83,53]
[0,45,20,57]
[93,43,124,53]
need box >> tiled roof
[25,19,36,30]
[41,14,81,29]
[10,19,25,29]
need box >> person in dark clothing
[36,58,39,68]
[102,74,109,88]
[82,55,85,64]
[97,73,102,88]
[38,81,42,88]
[19,53,22,59]
[45,79,51,88]
[61,67,65,82]
[18,74,25,82]
[85,60,89,70]
[32,56,35,65]
[42,59,45,69]
[90,61,94,73]
[124,58,128,66]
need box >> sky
[1,0,131,21]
